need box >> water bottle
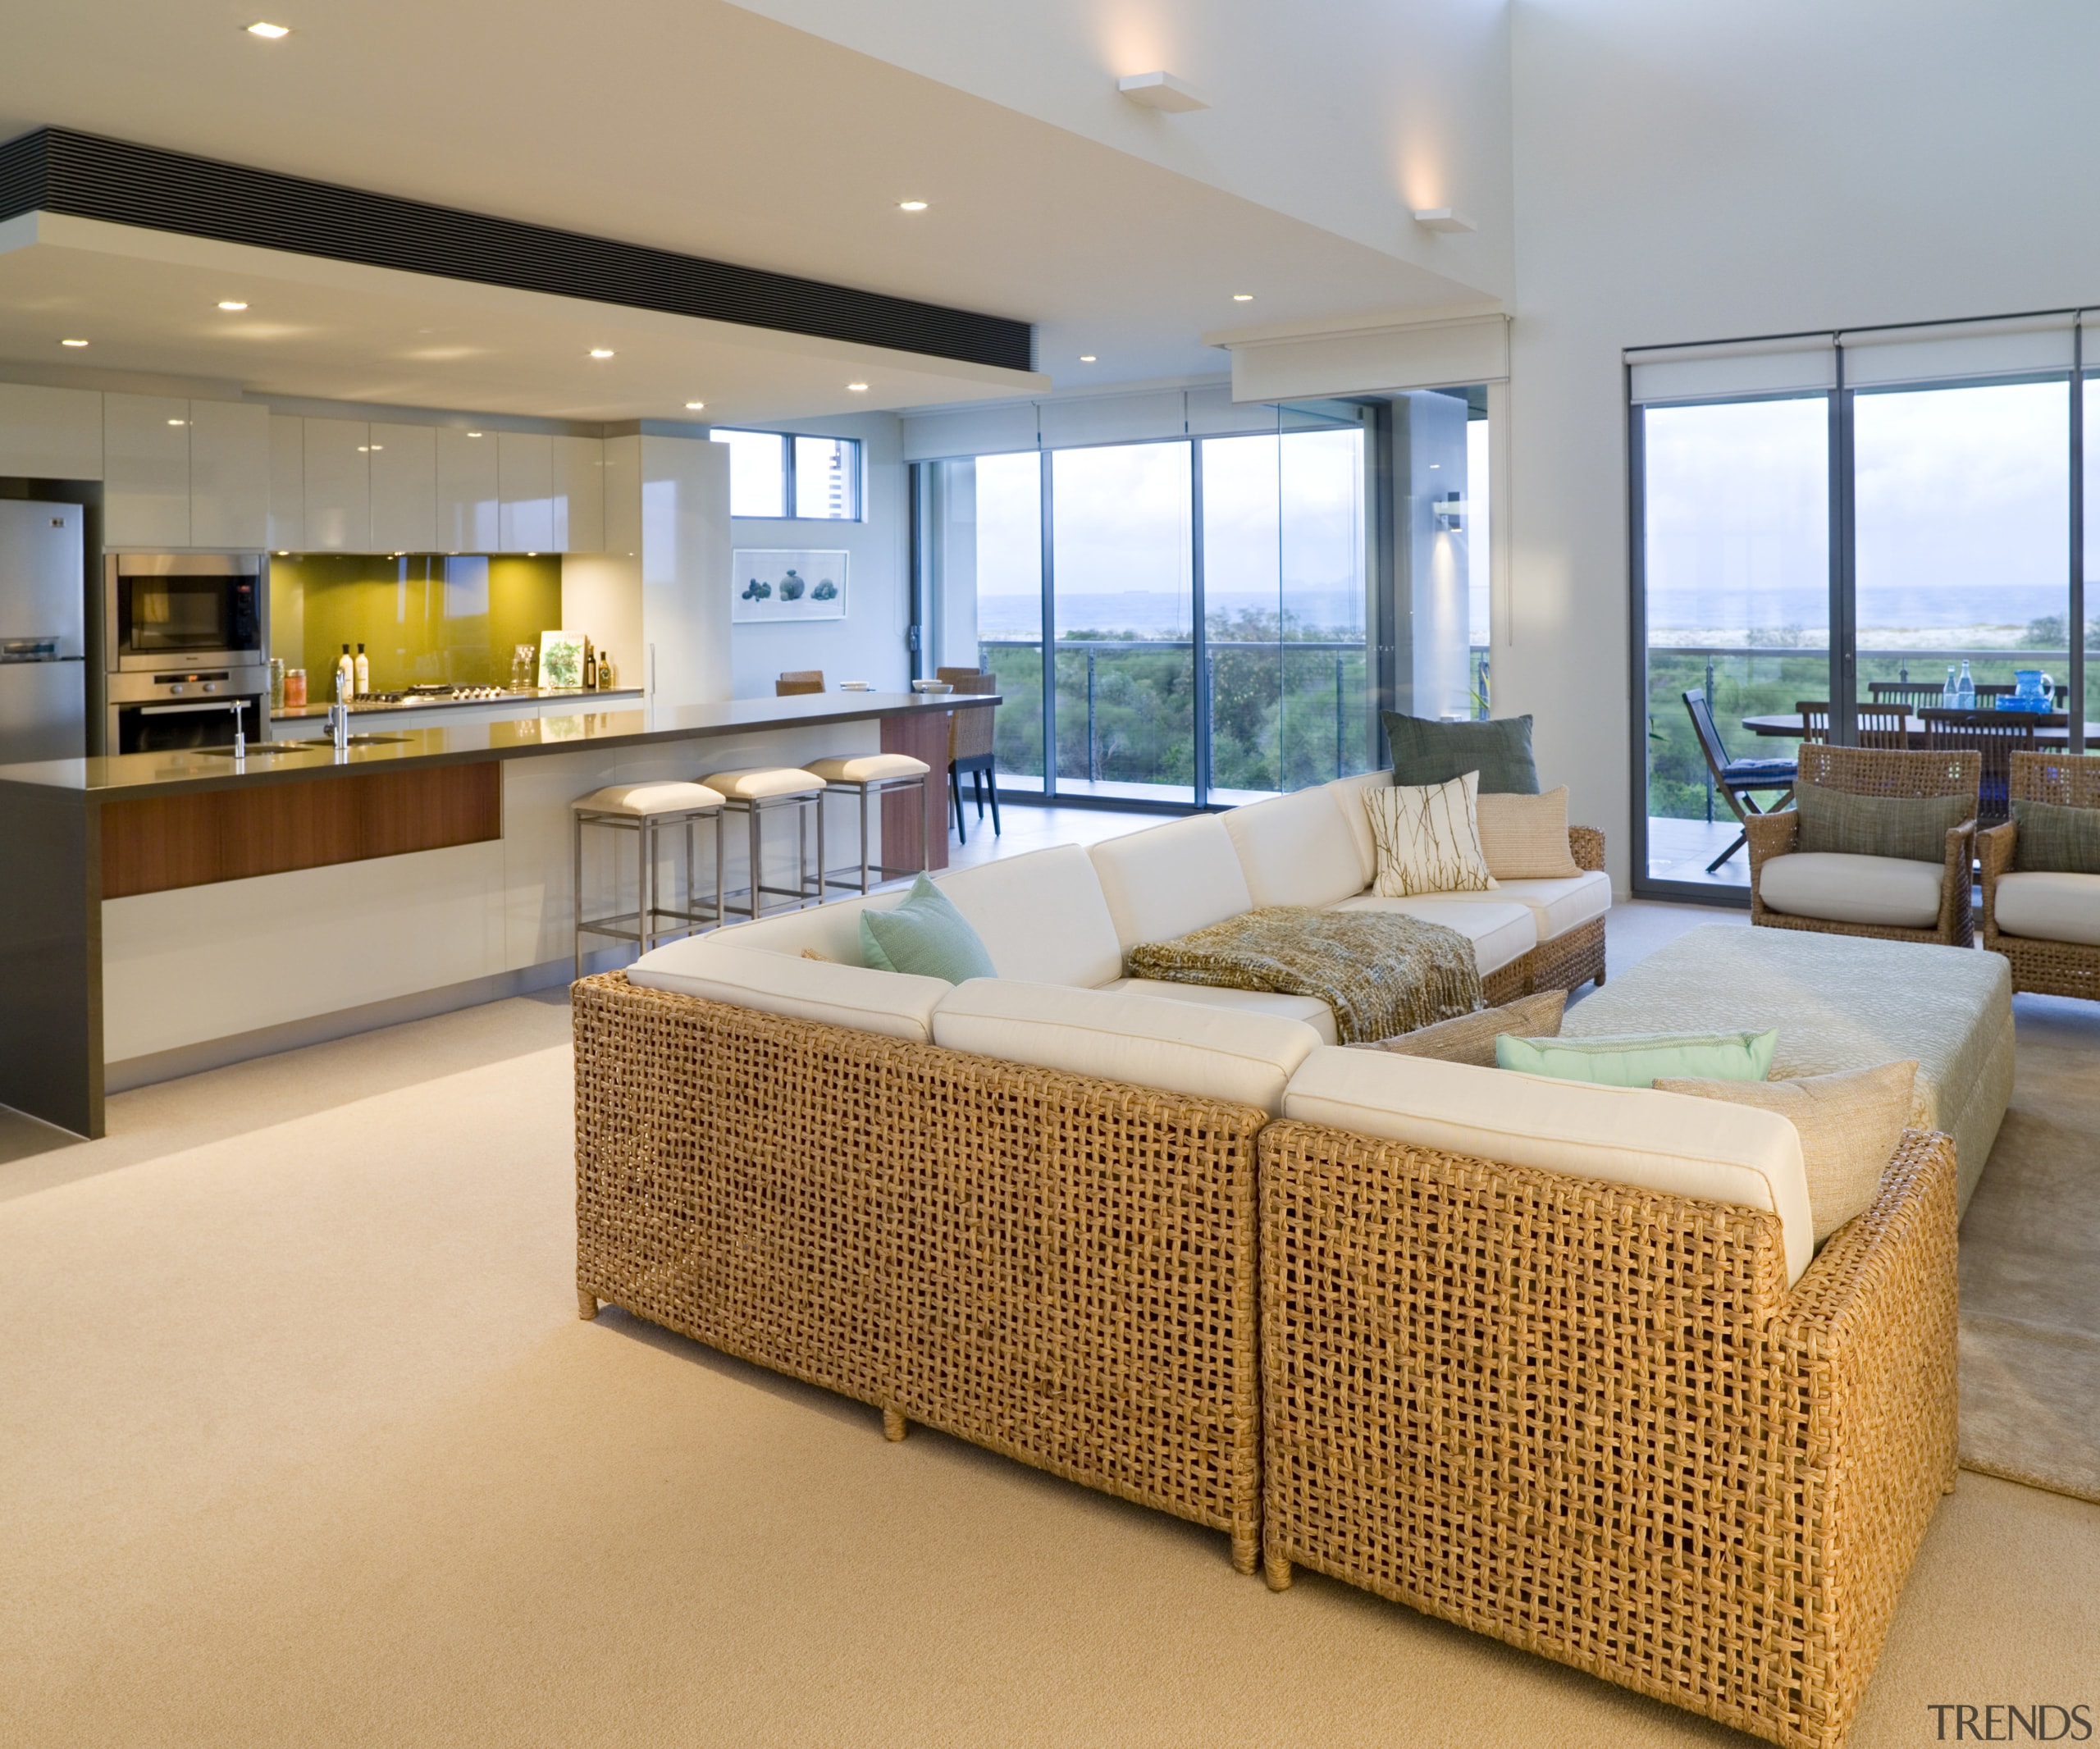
[1956,660,1975,709]
[1942,665,1959,708]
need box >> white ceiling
[0,0,1494,422]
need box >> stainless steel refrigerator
[0,500,87,765]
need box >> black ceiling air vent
[0,126,1034,375]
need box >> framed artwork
[537,630,589,689]
[733,549,848,623]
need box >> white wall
[1501,0,2100,891]
[559,554,644,690]
[727,410,911,698]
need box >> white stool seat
[703,767,824,801]
[573,781,725,816]
[806,753,930,785]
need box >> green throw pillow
[2011,798,2100,874]
[1496,1028,1778,1088]
[1794,784,1970,863]
[859,874,996,983]
[1381,711,1540,795]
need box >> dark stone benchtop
[0,692,993,801]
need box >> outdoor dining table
[1741,712,2073,743]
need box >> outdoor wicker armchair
[1747,743,1979,947]
[1979,749,2100,1001]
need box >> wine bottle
[584,645,597,690]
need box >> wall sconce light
[1118,71,1208,112]
[1413,208,1476,234]
[1436,491,1463,532]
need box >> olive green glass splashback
[270,556,563,691]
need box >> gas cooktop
[360,686,517,705]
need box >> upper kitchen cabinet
[267,415,304,551]
[303,419,371,551]
[0,383,103,480]
[103,394,193,547]
[186,401,271,550]
[436,427,499,552]
[552,436,605,554]
[498,432,555,552]
[368,422,438,553]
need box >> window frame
[709,427,864,523]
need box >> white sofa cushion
[1282,1048,1815,1284]
[1760,852,1944,928]
[1222,787,1367,910]
[1994,870,2100,946]
[1327,894,1536,976]
[934,845,1124,986]
[1323,769,1390,888]
[932,979,1321,1112]
[1087,815,1255,949]
[1399,870,1611,941]
[696,893,886,962]
[1103,977,1340,1045]
[628,937,949,1042]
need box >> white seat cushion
[628,936,948,1041]
[931,979,1321,1112]
[1322,769,1390,888]
[701,893,888,962]
[1400,870,1611,940]
[1282,1048,1815,1284]
[933,845,1124,986]
[1760,852,1944,928]
[806,754,929,784]
[1995,870,2100,946]
[573,780,724,816]
[702,766,824,801]
[1327,894,1536,976]
[1223,787,1367,910]
[1087,815,1255,948]
[1103,977,1340,1045]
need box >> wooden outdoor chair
[1980,750,2100,1002]
[946,673,1001,843]
[1682,687,1798,872]
[775,670,824,696]
[1920,708,2061,827]
[1869,680,1947,712]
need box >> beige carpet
[1957,993,2100,1503]
[3,984,2096,1747]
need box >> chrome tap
[328,672,351,754]
[230,698,248,765]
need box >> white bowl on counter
[911,679,954,695]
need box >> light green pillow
[859,874,996,983]
[1495,1028,1778,1087]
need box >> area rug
[1956,995,2100,1504]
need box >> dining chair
[1920,708,2061,827]
[1682,687,1799,872]
[946,673,1001,843]
[1794,701,1831,745]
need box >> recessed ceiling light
[217,299,249,311]
[60,338,88,348]
[244,21,290,37]
[1232,293,1254,302]
[684,400,705,410]
[897,200,929,212]
[466,431,482,437]
[1079,354,1098,363]
[847,382,870,392]
[589,348,614,359]
[167,418,185,427]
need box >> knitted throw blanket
[1125,906,1482,1044]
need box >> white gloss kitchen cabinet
[368,422,439,552]
[552,434,605,553]
[436,427,499,551]
[301,418,371,551]
[104,394,269,550]
[498,432,555,552]
[0,383,103,480]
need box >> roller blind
[898,386,1363,461]
[1226,313,1508,405]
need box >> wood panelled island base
[0,692,988,1139]
[103,765,504,898]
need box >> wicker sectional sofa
[572,778,1980,1749]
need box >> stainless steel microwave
[104,553,265,673]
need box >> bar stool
[701,768,826,920]
[571,780,726,978]
[805,754,932,896]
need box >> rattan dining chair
[1682,687,1798,872]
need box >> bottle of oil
[583,644,597,690]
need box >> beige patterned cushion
[1654,1059,1919,1246]
[1351,989,1568,1066]
[1474,787,1582,880]
[1366,772,1495,897]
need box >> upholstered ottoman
[1564,925,2012,1212]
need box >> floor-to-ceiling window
[1631,314,2091,896]
[915,394,1428,808]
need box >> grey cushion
[1381,712,1539,795]
[2011,798,2100,874]
[1795,783,1969,862]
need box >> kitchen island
[0,691,979,1137]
